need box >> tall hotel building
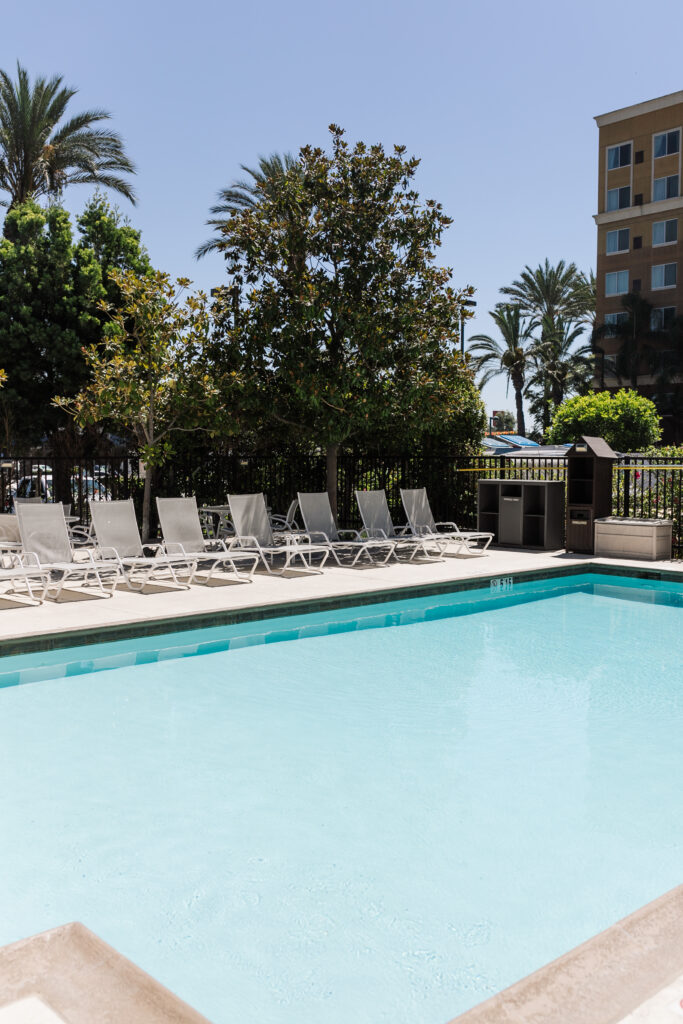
[595,91,683,440]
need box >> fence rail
[1,451,682,557]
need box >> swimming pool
[1,572,682,1023]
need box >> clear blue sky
[4,0,683,421]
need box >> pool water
[1,573,682,1023]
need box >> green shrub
[546,389,661,452]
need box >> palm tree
[196,152,299,258]
[530,316,593,410]
[0,63,135,212]
[501,260,595,432]
[572,269,597,329]
[468,305,536,436]
[500,258,589,323]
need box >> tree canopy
[56,270,228,538]
[209,125,485,507]
[0,194,150,448]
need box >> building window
[651,306,676,330]
[653,174,679,201]
[603,354,618,376]
[652,219,678,246]
[607,186,631,211]
[605,311,629,336]
[654,130,680,158]
[607,142,632,168]
[605,270,629,295]
[652,263,677,289]
[606,228,630,254]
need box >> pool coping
[1,559,681,658]
[0,922,210,1023]
[448,883,683,1024]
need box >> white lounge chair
[156,497,258,583]
[15,502,122,599]
[270,498,301,534]
[0,515,50,604]
[400,488,492,555]
[228,493,329,575]
[355,489,446,561]
[89,499,196,590]
[297,491,396,566]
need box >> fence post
[622,456,631,517]
[499,455,506,480]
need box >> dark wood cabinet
[478,479,565,550]
[565,436,616,554]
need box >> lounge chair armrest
[436,521,459,532]
[95,546,120,563]
[306,530,331,544]
[364,528,389,540]
[165,541,190,557]
[230,534,261,549]
[142,541,164,556]
[73,547,96,563]
[69,526,92,545]
[394,524,412,535]
[284,532,314,546]
[337,529,362,541]
[17,550,41,569]
[201,538,232,553]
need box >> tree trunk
[141,463,153,543]
[514,385,526,437]
[326,442,339,521]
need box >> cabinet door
[499,494,523,545]
[566,509,593,553]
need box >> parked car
[11,474,110,509]
[13,474,54,503]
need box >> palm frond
[0,62,135,208]
[196,151,301,259]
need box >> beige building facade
[595,90,683,440]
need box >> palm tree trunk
[514,386,526,437]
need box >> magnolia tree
[210,125,485,514]
[56,269,229,539]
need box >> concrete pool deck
[0,545,682,650]
[2,545,683,1023]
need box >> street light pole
[460,299,477,357]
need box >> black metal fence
[0,456,142,519]
[2,450,682,557]
[614,456,683,557]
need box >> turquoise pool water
[1,572,682,1023]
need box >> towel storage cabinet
[477,479,565,550]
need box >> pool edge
[0,560,680,658]
[448,882,683,1024]
[0,922,211,1024]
